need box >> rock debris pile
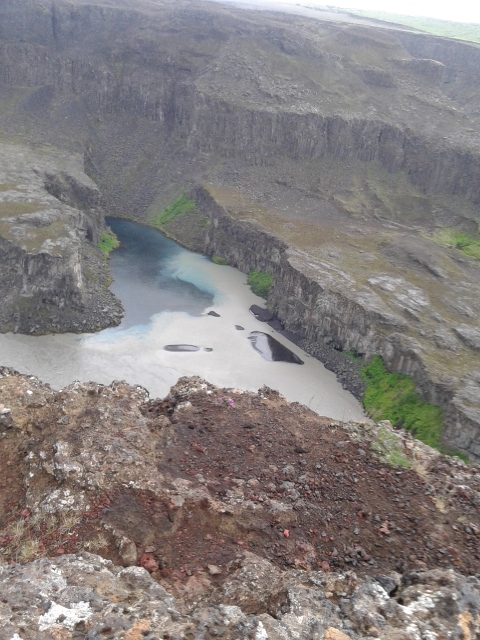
[0,368,479,638]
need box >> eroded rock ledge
[162,186,480,462]
[0,143,123,334]
[0,370,479,638]
[2,553,479,640]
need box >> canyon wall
[0,1,480,207]
[0,144,122,334]
[190,187,480,460]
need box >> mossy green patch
[432,228,480,260]
[211,255,228,265]
[343,348,363,362]
[365,424,412,468]
[247,270,273,298]
[361,355,444,449]
[151,195,195,228]
[98,230,119,255]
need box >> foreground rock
[0,369,479,637]
[0,143,122,334]
[1,552,479,639]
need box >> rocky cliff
[1,0,480,212]
[0,369,479,639]
[0,143,122,334]
[162,185,480,461]
[0,0,479,454]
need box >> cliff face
[0,0,479,453]
[162,186,480,461]
[183,102,480,204]
[0,143,122,334]
[0,0,480,212]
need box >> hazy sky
[245,0,480,23]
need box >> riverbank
[0,217,365,422]
[157,186,480,461]
[250,304,366,400]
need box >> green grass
[211,255,228,265]
[343,348,363,362]
[151,195,195,227]
[247,270,273,298]
[343,8,480,44]
[433,228,480,259]
[361,355,444,449]
[98,230,119,255]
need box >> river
[0,218,365,421]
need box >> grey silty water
[0,218,366,422]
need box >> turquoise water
[107,217,215,328]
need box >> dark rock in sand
[164,345,200,352]
[267,319,284,332]
[208,311,221,317]
[235,325,244,330]
[250,305,274,322]
[248,331,304,364]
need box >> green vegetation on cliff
[361,356,444,449]
[151,195,195,228]
[211,255,228,265]
[98,230,119,255]
[247,270,273,298]
[433,228,480,259]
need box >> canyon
[1,0,479,458]
[1,2,480,636]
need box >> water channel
[0,218,365,421]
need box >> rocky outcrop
[2,552,480,640]
[0,143,123,334]
[171,187,480,461]
[1,369,479,639]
